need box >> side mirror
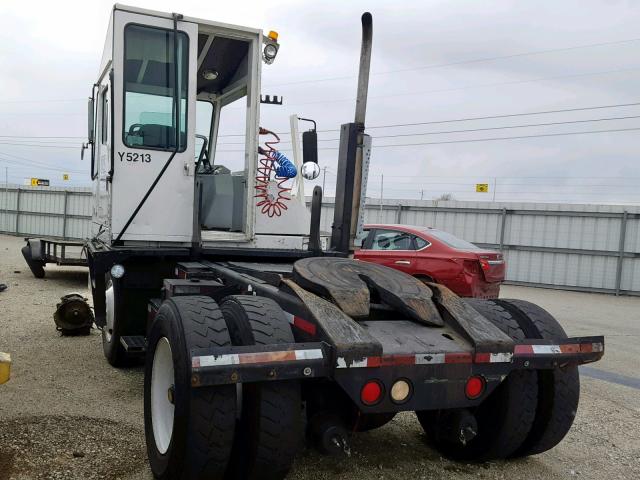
[302,130,318,165]
[300,118,320,180]
[87,97,95,142]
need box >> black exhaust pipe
[330,13,373,255]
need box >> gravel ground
[0,233,638,480]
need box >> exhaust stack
[330,13,373,255]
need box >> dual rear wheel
[143,294,580,476]
[144,295,302,480]
[417,299,580,461]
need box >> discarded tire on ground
[144,296,236,480]
[496,299,581,456]
[221,295,303,480]
[21,245,45,278]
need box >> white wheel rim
[104,282,115,343]
[151,337,175,454]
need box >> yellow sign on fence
[476,183,489,193]
[30,178,50,187]
[63,174,70,181]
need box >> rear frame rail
[190,342,332,386]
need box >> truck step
[120,335,147,354]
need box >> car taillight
[479,258,490,271]
[463,260,481,274]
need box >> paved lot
[0,233,638,480]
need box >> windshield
[428,229,480,250]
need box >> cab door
[356,228,417,275]
[111,10,198,243]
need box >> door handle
[394,260,411,265]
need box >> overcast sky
[1,0,640,204]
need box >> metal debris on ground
[54,294,94,336]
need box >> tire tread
[221,295,301,480]
[498,299,580,456]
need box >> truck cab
[89,4,313,251]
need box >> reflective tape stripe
[294,349,324,360]
[581,342,604,353]
[514,342,604,356]
[193,348,323,369]
[337,357,367,368]
[194,354,240,368]
[335,341,601,369]
[475,352,513,363]
[415,353,446,365]
[283,313,318,336]
[336,352,476,368]
[445,353,473,364]
[293,316,317,336]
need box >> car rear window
[428,230,480,250]
[415,237,430,249]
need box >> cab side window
[101,87,109,146]
[370,230,416,251]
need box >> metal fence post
[62,190,69,239]
[395,204,403,224]
[15,188,21,235]
[499,208,507,252]
[614,210,628,296]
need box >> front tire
[144,296,236,480]
[102,277,133,367]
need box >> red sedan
[355,224,505,298]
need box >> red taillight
[465,375,486,399]
[462,260,481,274]
[361,380,383,405]
[479,258,490,271]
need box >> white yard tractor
[82,5,603,480]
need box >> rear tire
[221,295,302,480]
[497,299,580,456]
[144,296,236,480]
[417,370,537,461]
[416,299,538,461]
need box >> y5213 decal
[118,152,151,163]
